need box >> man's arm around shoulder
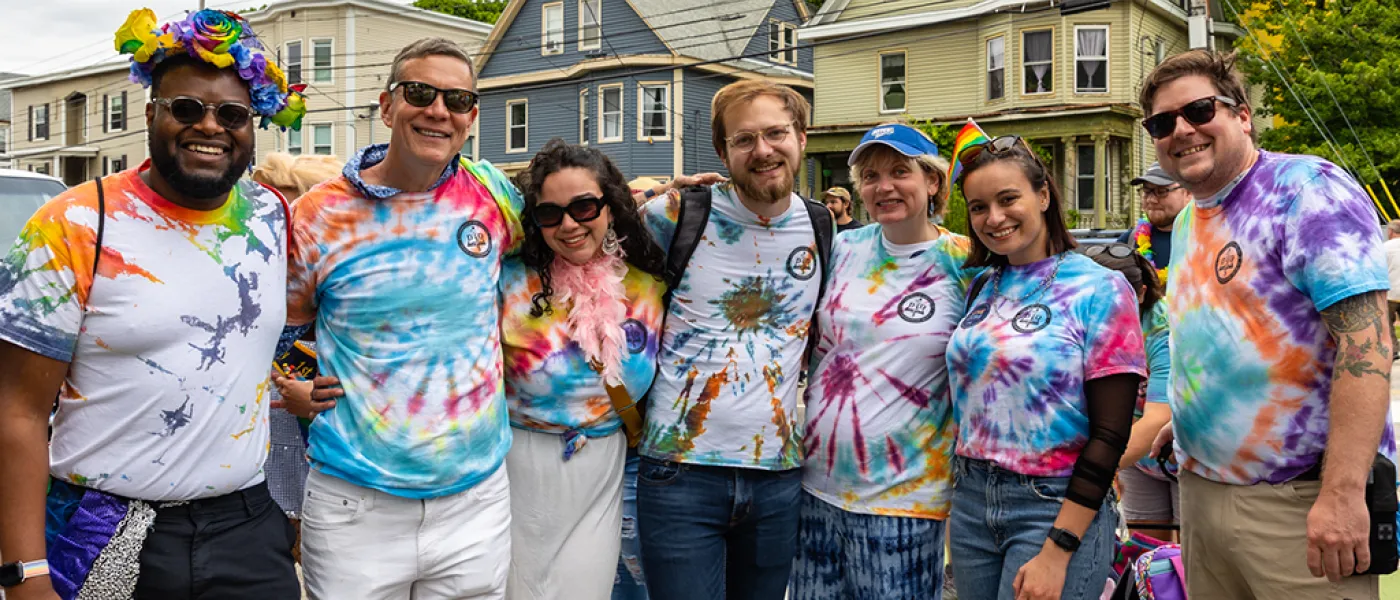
[0,340,67,600]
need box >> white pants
[301,466,512,600]
[505,429,625,600]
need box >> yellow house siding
[837,0,986,21]
[813,22,979,126]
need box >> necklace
[988,253,1065,321]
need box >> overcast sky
[0,0,414,77]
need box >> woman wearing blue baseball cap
[791,123,979,599]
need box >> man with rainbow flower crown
[0,8,305,600]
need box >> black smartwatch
[1047,527,1082,553]
[0,559,50,588]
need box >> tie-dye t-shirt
[287,155,524,499]
[501,258,665,436]
[947,252,1147,477]
[1167,150,1394,485]
[0,163,287,501]
[1134,300,1172,476]
[803,225,978,520]
[640,184,825,470]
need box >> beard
[730,162,797,207]
[149,137,251,200]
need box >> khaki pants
[1179,470,1379,600]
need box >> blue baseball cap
[847,124,940,166]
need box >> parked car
[0,169,67,248]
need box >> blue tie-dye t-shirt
[639,184,825,470]
[0,163,287,501]
[1168,150,1395,485]
[803,225,978,520]
[1134,300,1172,476]
[286,150,524,499]
[947,251,1147,477]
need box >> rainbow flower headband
[114,8,307,130]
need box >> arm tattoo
[1321,292,1391,379]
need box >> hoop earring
[602,223,621,256]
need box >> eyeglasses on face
[389,81,479,114]
[725,121,796,152]
[532,195,605,228]
[1142,184,1183,199]
[1142,96,1238,139]
[152,97,253,130]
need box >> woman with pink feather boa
[499,139,670,600]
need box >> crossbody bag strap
[590,361,644,448]
[92,176,106,279]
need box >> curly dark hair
[516,138,668,317]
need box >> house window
[768,21,796,64]
[638,83,669,139]
[579,89,591,144]
[109,93,127,132]
[507,100,528,152]
[313,39,333,83]
[313,124,332,155]
[288,128,303,155]
[1022,30,1054,94]
[0,127,7,152]
[1077,144,1096,210]
[542,3,564,55]
[879,52,906,113]
[1075,27,1108,93]
[285,41,302,85]
[105,155,127,174]
[35,163,49,175]
[579,0,601,50]
[987,37,1005,100]
[599,84,622,142]
[34,105,49,140]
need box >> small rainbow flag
[948,118,992,183]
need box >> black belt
[1293,462,1323,482]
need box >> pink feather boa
[550,252,629,386]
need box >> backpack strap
[662,186,714,306]
[965,269,991,307]
[801,198,833,310]
[92,177,105,279]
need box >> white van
[0,169,68,246]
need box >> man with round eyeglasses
[282,37,524,599]
[1142,49,1393,600]
[0,8,305,600]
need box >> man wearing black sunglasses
[1141,50,1394,599]
[283,37,526,600]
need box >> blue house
[472,0,814,189]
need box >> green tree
[1230,0,1400,218]
[908,120,969,235]
[414,0,508,24]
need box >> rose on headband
[114,8,163,62]
[171,10,244,69]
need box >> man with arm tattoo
[1142,49,1393,600]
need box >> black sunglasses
[957,135,1025,166]
[1142,96,1238,139]
[389,81,479,114]
[532,196,605,228]
[1083,243,1136,259]
[152,97,253,130]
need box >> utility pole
[1188,0,1212,49]
[199,0,205,9]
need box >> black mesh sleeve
[1065,373,1140,509]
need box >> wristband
[0,559,50,588]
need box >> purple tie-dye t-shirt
[803,225,977,520]
[947,251,1147,477]
[1168,150,1394,485]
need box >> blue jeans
[636,457,801,600]
[612,451,648,600]
[790,491,946,600]
[949,457,1117,600]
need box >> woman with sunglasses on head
[1080,243,1177,543]
[791,123,974,600]
[945,134,1146,600]
[500,139,667,600]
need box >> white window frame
[578,0,602,51]
[109,93,127,132]
[636,82,671,141]
[598,84,623,143]
[542,3,564,56]
[285,40,303,85]
[768,20,797,65]
[507,99,529,153]
[987,36,1006,101]
[312,123,333,155]
[312,38,334,84]
[35,105,49,140]
[579,89,591,145]
[1073,25,1109,94]
[878,50,907,114]
[1021,28,1055,96]
[287,127,303,155]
